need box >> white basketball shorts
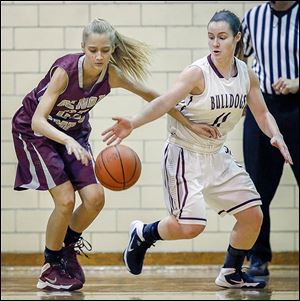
[162,142,262,225]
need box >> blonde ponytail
[83,18,151,81]
[111,31,151,81]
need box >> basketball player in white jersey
[102,10,292,288]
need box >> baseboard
[1,251,298,266]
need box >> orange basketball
[95,145,142,191]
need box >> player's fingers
[82,148,91,161]
[286,154,293,165]
[106,135,118,146]
[102,125,117,136]
[81,155,88,166]
[202,128,214,138]
[206,125,220,138]
[201,130,212,138]
[280,146,293,165]
[207,126,220,139]
[199,125,212,135]
[66,145,72,155]
[82,150,91,165]
[207,128,216,139]
[282,150,292,164]
[212,127,220,138]
[78,147,87,164]
[197,125,215,138]
[87,151,92,160]
[215,127,221,137]
[73,148,81,161]
[273,140,293,165]
[102,131,116,142]
[84,155,90,166]
[113,137,123,145]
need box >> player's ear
[81,42,85,52]
[235,32,241,43]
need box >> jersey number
[211,112,231,127]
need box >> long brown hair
[82,18,151,81]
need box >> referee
[242,1,299,278]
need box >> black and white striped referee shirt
[242,2,299,95]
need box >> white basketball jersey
[167,55,250,153]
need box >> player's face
[82,33,114,72]
[207,21,240,60]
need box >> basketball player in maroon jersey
[12,18,219,291]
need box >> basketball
[95,145,142,191]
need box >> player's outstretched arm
[110,64,220,139]
[246,68,293,165]
[103,66,207,144]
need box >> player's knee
[236,206,263,232]
[242,206,263,233]
[182,224,205,239]
[86,189,105,212]
[93,192,105,212]
[57,198,75,215]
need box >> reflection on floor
[1,265,299,300]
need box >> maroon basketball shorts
[12,132,97,191]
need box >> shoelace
[73,237,92,258]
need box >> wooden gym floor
[1,265,299,300]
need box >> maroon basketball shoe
[62,237,92,284]
[37,262,82,291]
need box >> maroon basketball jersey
[13,53,111,138]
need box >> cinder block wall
[1,1,298,254]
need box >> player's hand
[270,134,293,165]
[272,78,299,95]
[64,138,91,166]
[102,117,133,145]
[189,122,221,139]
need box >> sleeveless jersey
[167,54,250,153]
[13,53,111,138]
